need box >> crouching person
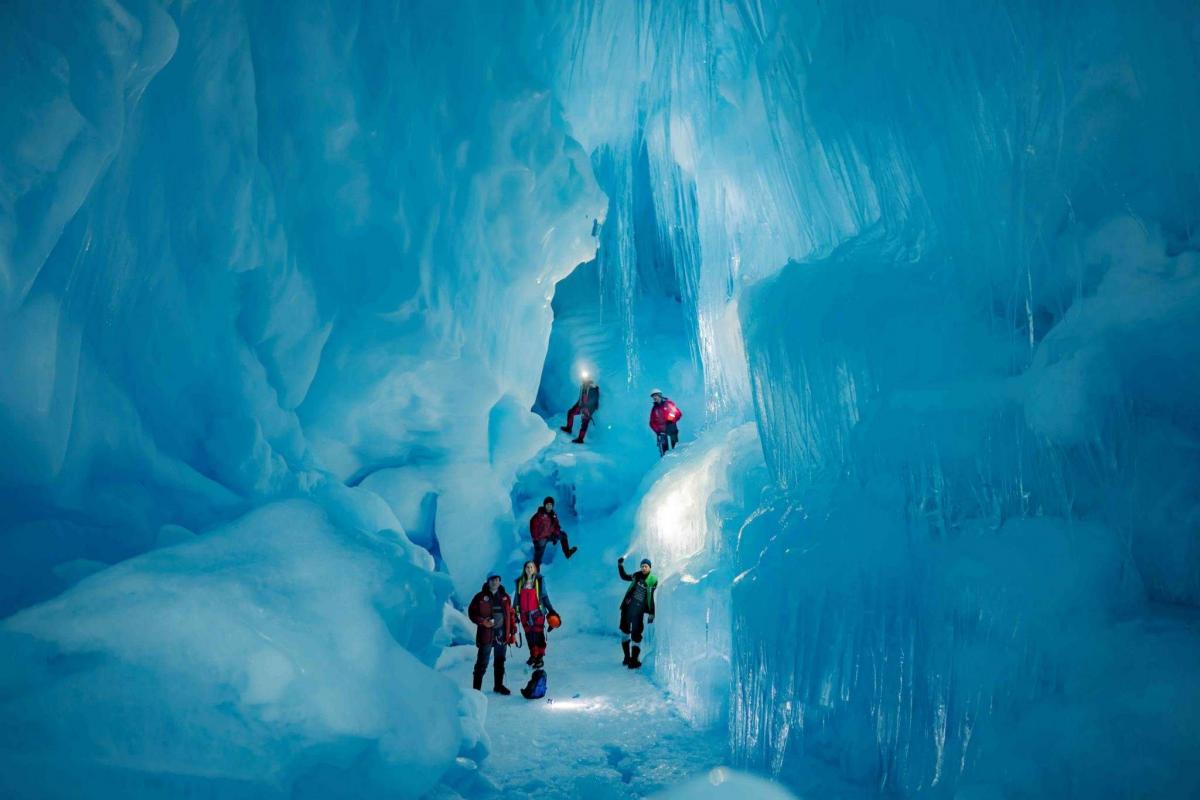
[530,496,576,566]
[469,572,516,695]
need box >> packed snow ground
[442,632,726,798]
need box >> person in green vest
[617,557,657,668]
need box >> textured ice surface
[0,0,601,607]
[552,0,1200,795]
[0,0,600,794]
[631,424,767,730]
[0,499,473,798]
[651,768,798,800]
[3,0,1199,797]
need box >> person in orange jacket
[468,573,516,694]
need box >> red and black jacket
[529,507,564,542]
[513,573,557,625]
[577,383,600,413]
[649,398,682,434]
[468,583,516,647]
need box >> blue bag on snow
[521,669,547,699]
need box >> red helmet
[547,613,562,630]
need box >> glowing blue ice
[2,0,1198,797]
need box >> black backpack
[521,669,547,699]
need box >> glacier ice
[549,0,1200,795]
[0,499,473,798]
[3,0,1200,797]
[1,0,601,794]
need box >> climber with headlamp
[561,374,600,444]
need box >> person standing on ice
[560,376,600,443]
[648,389,683,456]
[617,557,657,668]
[529,496,577,566]
[468,573,516,695]
[514,561,560,670]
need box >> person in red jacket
[560,377,600,444]
[529,496,577,566]
[648,389,683,456]
[514,561,559,669]
[468,573,516,695]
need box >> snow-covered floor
[449,631,726,798]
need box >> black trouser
[656,422,679,456]
[532,533,572,566]
[473,639,507,688]
[620,605,647,643]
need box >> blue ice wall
[730,2,1200,796]
[0,0,600,794]
[3,0,1200,796]
[556,0,1200,795]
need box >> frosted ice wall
[1,0,601,606]
[631,423,766,730]
[555,0,1200,795]
[4,0,1200,796]
[1,0,600,794]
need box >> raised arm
[617,558,633,581]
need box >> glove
[617,556,625,564]
[648,615,655,624]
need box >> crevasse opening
[2,1,1199,798]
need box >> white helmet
[649,388,663,398]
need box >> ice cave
[1,1,1199,798]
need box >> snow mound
[0,500,479,798]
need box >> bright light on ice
[545,696,615,713]
[637,444,731,570]
[574,361,595,382]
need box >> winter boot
[526,655,535,666]
[472,671,483,691]
[627,645,642,669]
[621,640,632,667]
[571,437,585,444]
[532,656,544,669]
[564,546,577,558]
[493,665,511,695]
[560,425,573,433]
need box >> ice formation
[2,0,1199,797]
